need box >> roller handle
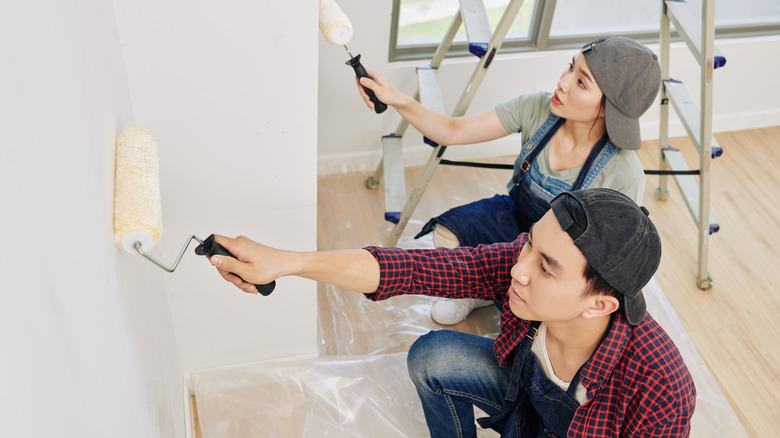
[195,234,276,296]
[346,54,387,114]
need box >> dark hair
[583,262,618,298]
[589,94,608,137]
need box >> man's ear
[582,294,619,319]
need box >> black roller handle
[195,234,276,296]
[346,54,387,114]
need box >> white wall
[1,0,319,436]
[112,0,320,372]
[317,0,780,174]
[0,1,182,437]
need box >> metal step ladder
[365,0,525,247]
[656,0,726,289]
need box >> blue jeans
[414,194,522,247]
[407,330,513,438]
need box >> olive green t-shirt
[495,91,645,203]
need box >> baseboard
[317,137,520,176]
[318,115,780,176]
[182,373,199,438]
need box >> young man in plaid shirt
[207,188,696,437]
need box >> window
[390,0,780,62]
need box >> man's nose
[511,260,531,286]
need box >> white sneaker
[430,298,494,325]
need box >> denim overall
[416,114,619,245]
[478,322,581,437]
[507,114,615,232]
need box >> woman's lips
[552,92,562,106]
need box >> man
[207,188,696,437]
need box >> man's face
[507,210,593,323]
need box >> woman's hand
[355,69,410,110]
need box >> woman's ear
[582,294,619,319]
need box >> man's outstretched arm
[206,234,380,295]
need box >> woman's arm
[356,70,510,146]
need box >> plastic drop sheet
[191,171,746,437]
[192,281,745,437]
[190,353,430,437]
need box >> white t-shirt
[531,322,588,405]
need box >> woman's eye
[540,263,549,275]
[567,63,573,71]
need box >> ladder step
[381,134,406,224]
[417,66,445,147]
[665,0,726,68]
[664,79,724,159]
[662,147,719,234]
[459,0,491,57]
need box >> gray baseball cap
[550,188,661,325]
[581,37,662,150]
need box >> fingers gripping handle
[195,234,276,296]
[346,54,387,114]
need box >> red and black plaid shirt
[364,234,696,437]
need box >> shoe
[430,298,494,325]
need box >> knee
[407,330,460,385]
[432,225,461,249]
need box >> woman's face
[550,53,605,123]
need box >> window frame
[388,0,780,62]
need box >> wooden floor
[317,126,780,437]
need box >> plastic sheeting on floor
[190,353,429,437]
[190,273,746,437]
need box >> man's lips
[508,286,525,304]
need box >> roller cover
[113,127,162,253]
[319,0,353,45]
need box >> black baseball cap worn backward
[550,188,662,325]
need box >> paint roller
[112,127,275,295]
[319,0,387,114]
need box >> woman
[356,37,661,325]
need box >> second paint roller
[319,0,387,114]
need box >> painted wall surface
[317,0,780,174]
[0,1,182,437]
[113,0,320,372]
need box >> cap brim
[605,100,642,150]
[622,291,647,325]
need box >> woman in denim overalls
[358,37,661,326]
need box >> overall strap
[511,117,564,187]
[570,134,609,190]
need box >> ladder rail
[431,9,464,68]
[656,0,720,289]
[657,0,672,199]
[696,0,716,288]
[451,0,526,118]
[383,0,525,246]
